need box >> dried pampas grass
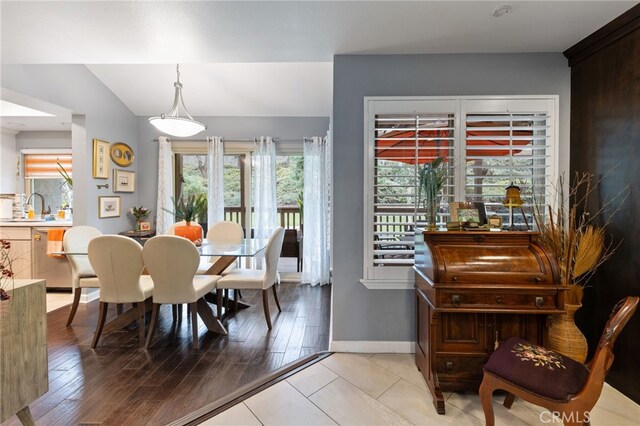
[534,172,629,305]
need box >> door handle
[34,234,41,241]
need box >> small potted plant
[163,195,204,243]
[129,206,151,231]
[419,156,447,230]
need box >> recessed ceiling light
[0,99,54,117]
[492,5,512,18]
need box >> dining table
[56,237,269,336]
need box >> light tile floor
[203,352,640,426]
[46,291,73,313]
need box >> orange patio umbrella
[375,123,533,165]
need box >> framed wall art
[113,169,135,193]
[93,139,110,179]
[98,196,120,219]
[110,142,135,167]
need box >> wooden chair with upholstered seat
[142,235,221,350]
[479,296,639,426]
[87,235,154,348]
[63,226,102,327]
[216,227,285,330]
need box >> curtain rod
[153,137,313,143]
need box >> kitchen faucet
[26,192,51,217]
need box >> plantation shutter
[24,153,73,178]
[373,113,455,267]
[463,111,551,227]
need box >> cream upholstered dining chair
[87,235,154,348]
[142,235,221,350]
[216,227,285,330]
[206,220,244,271]
[166,221,210,274]
[63,225,102,327]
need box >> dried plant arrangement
[534,172,630,305]
[1,240,14,303]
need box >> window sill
[359,279,414,290]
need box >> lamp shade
[148,116,206,138]
[149,65,206,138]
[503,184,524,208]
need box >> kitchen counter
[0,220,73,227]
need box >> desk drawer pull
[535,297,544,308]
[452,295,461,306]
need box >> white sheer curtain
[301,135,331,286]
[156,136,173,235]
[207,136,225,225]
[253,136,278,240]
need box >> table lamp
[503,183,526,231]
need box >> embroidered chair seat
[483,336,589,402]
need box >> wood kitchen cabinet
[414,230,566,414]
[0,227,32,279]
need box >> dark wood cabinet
[414,230,566,414]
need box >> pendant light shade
[149,64,206,137]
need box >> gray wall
[332,53,570,343]
[1,65,138,233]
[0,130,17,193]
[136,116,330,224]
[15,131,71,150]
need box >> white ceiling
[1,1,637,122]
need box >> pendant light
[149,64,206,137]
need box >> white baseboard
[80,288,100,303]
[330,340,415,353]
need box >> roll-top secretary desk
[413,230,566,414]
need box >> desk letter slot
[452,295,461,306]
[535,297,544,308]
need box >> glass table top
[199,239,268,257]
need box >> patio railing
[223,207,301,230]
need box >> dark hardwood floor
[4,281,331,425]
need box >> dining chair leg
[190,301,199,350]
[217,290,223,320]
[66,288,82,327]
[91,302,109,349]
[137,302,146,347]
[262,289,272,330]
[224,289,230,311]
[272,285,282,312]
[116,303,124,315]
[503,392,517,409]
[145,303,161,350]
[479,374,496,426]
[233,289,239,312]
[172,304,177,322]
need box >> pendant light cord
[176,64,180,84]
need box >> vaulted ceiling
[1,1,636,120]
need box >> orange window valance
[24,154,72,178]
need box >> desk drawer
[438,290,558,311]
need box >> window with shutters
[362,96,558,289]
